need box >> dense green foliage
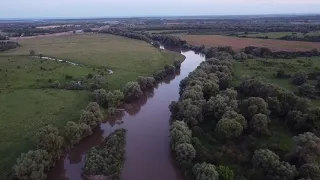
[169,44,320,180]
[83,129,126,180]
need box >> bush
[216,165,234,180]
[298,83,316,98]
[123,81,143,101]
[52,80,61,89]
[234,52,248,61]
[292,71,308,86]
[13,150,52,180]
[90,74,106,90]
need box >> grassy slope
[0,34,185,178]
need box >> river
[47,47,205,180]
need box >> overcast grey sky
[1,0,320,18]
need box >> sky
[1,0,320,19]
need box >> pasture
[177,34,320,51]
[0,33,184,178]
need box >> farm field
[236,31,320,39]
[232,56,320,107]
[177,34,320,51]
[0,34,184,179]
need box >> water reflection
[47,48,205,180]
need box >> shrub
[90,74,106,90]
[298,83,316,98]
[216,165,234,180]
[52,80,61,89]
[123,81,143,101]
[13,150,52,180]
[292,71,308,86]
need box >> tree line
[0,41,20,52]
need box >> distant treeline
[128,22,320,34]
[0,41,20,52]
[279,35,320,42]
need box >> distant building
[75,30,84,34]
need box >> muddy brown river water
[47,48,205,180]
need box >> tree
[215,118,243,139]
[29,49,35,56]
[291,132,320,165]
[123,81,143,101]
[206,95,237,120]
[170,121,192,149]
[175,143,196,165]
[64,121,82,146]
[234,52,248,61]
[90,74,106,90]
[240,97,268,119]
[192,163,219,180]
[266,162,297,180]
[164,64,175,74]
[299,163,320,180]
[36,125,63,161]
[298,83,316,98]
[292,71,308,86]
[216,165,234,180]
[52,80,60,89]
[13,150,52,180]
[177,99,203,126]
[79,102,103,129]
[285,111,307,132]
[250,114,270,135]
[106,89,124,107]
[137,76,155,90]
[93,89,107,106]
[203,81,219,98]
[79,123,93,138]
[252,149,280,172]
[222,111,247,129]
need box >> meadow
[177,34,320,51]
[0,33,184,178]
[232,56,320,107]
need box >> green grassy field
[232,56,320,107]
[0,34,185,178]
